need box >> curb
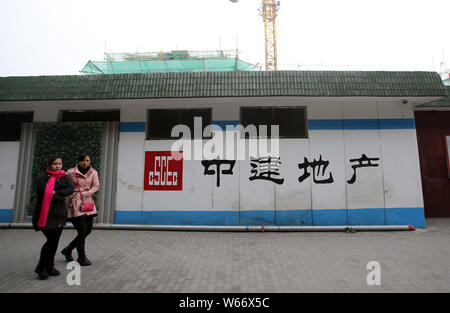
[0,223,415,232]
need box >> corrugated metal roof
[0,71,446,101]
[419,86,450,107]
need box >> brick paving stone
[0,219,449,292]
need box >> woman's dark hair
[77,153,91,163]
[45,155,62,168]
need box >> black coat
[32,171,74,231]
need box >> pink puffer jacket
[65,166,99,218]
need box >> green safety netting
[81,59,260,75]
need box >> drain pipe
[1,223,415,232]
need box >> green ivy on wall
[27,122,103,215]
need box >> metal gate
[415,111,450,217]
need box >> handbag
[76,174,95,212]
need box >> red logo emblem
[144,151,183,190]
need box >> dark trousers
[68,215,94,258]
[38,226,63,269]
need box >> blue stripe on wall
[343,119,379,130]
[347,208,385,225]
[144,211,240,226]
[385,207,425,228]
[115,210,239,226]
[114,211,144,224]
[308,119,415,130]
[114,207,425,228]
[0,209,13,223]
[312,209,348,226]
[239,210,275,225]
[212,120,240,131]
[378,119,416,129]
[119,119,414,133]
[276,210,313,226]
[308,119,344,130]
[119,122,146,132]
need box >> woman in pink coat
[61,153,99,266]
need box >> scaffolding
[81,50,261,75]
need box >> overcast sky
[0,0,449,76]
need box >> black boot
[34,264,49,280]
[76,244,92,266]
[46,264,61,276]
[61,245,74,262]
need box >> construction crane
[260,0,280,71]
[229,0,280,71]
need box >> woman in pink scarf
[32,156,74,280]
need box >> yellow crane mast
[260,0,280,71]
[229,0,280,71]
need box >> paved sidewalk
[0,219,449,293]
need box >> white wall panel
[275,139,311,210]
[378,100,414,118]
[239,160,275,211]
[344,130,384,209]
[212,160,240,211]
[0,143,20,209]
[342,101,384,210]
[116,132,145,210]
[309,130,347,211]
[307,101,342,119]
[343,100,378,119]
[380,129,424,208]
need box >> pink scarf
[37,169,66,228]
